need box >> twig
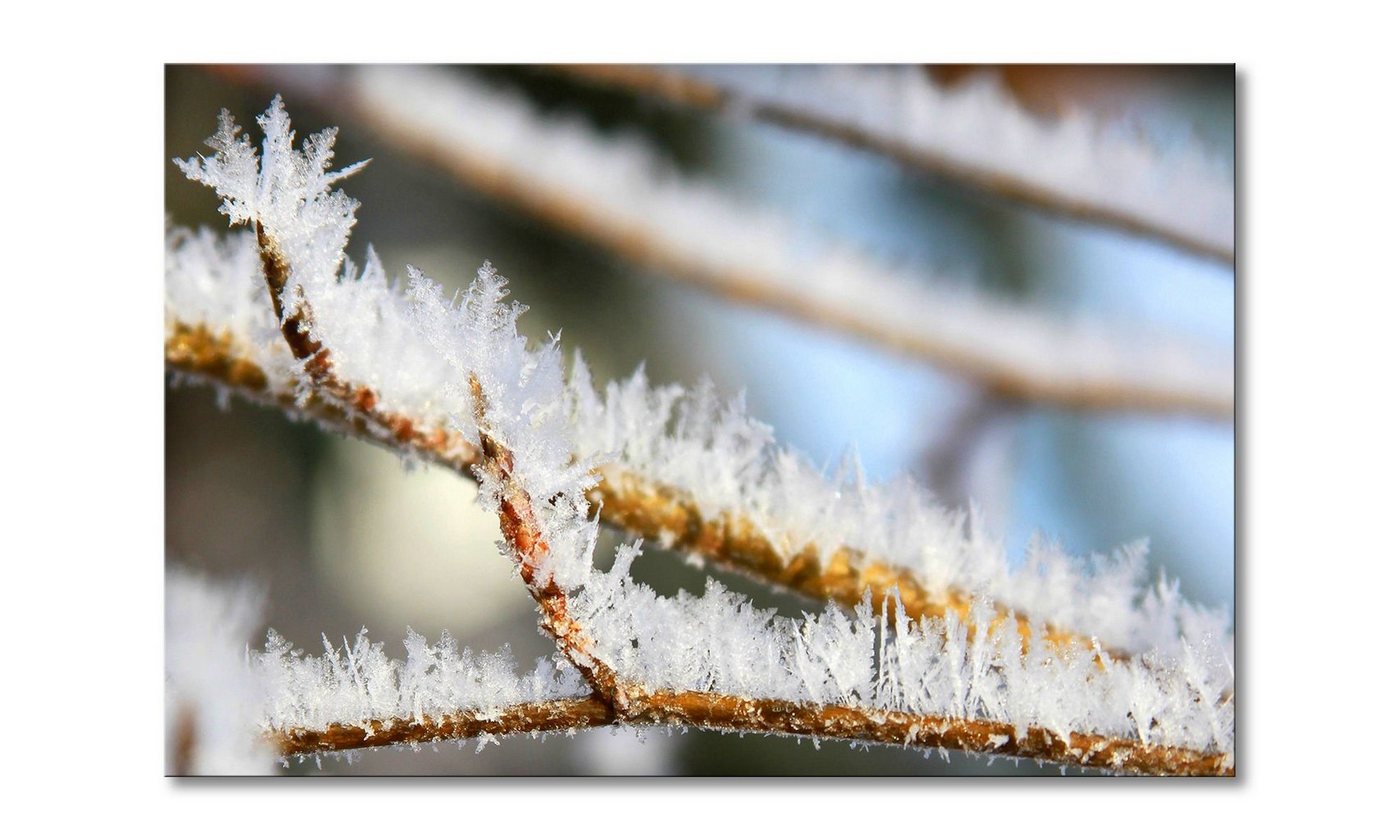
[270,697,613,755]
[165,322,480,473]
[468,372,629,711]
[267,688,1231,776]
[210,64,1232,420]
[556,64,1234,263]
[165,322,1122,661]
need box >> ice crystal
[173,98,461,424]
[255,629,586,734]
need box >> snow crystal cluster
[168,568,590,752]
[406,263,603,590]
[167,98,1234,763]
[682,64,1235,256]
[573,564,1232,755]
[567,362,1231,658]
[254,629,587,734]
[172,98,463,425]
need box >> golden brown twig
[468,373,629,711]
[165,323,1120,662]
[165,322,480,472]
[270,697,614,756]
[266,689,1231,776]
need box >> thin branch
[252,224,482,468]
[468,372,629,711]
[214,64,1232,420]
[166,324,1121,661]
[628,690,1232,777]
[270,697,613,755]
[166,322,480,473]
[556,64,1234,263]
[266,687,1231,776]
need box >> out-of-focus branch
[165,324,1121,661]
[210,64,1233,421]
[557,64,1235,263]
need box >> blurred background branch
[556,64,1234,262]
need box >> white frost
[255,629,587,734]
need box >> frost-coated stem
[165,324,1113,660]
[468,373,629,711]
[165,323,481,473]
[590,464,1121,661]
[169,96,1232,777]
[265,689,1231,776]
[270,697,614,755]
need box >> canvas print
[165,64,1234,776]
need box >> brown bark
[268,688,1233,776]
[271,697,614,755]
[165,324,1120,662]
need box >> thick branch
[165,324,1119,661]
[556,64,1234,264]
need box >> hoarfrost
[255,628,587,734]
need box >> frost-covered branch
[418,261,627,707]
[559,64,1235,262]
[254,624,1228,775]
[215,65,1231,419]
[255,626,599,759]
[164,322,1125,660]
